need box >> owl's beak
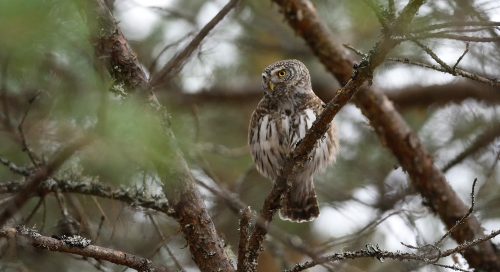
[268,81,275,92]
[262,73,274,92]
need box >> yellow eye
[277,70,287,78]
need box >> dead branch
[0,226,170,272]
[269,0,500,270]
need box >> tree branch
[93,1,236,271]
[0,179,173,216]
[0,136,92,227]
[269,0,500,270]
[442,123,500,172]
[0,226,170,272]
[149,0,240,88]
[242,1,426,271]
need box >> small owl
[248,59,339,222]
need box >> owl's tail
[279,176,319,222]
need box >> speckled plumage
[248,59,339,222]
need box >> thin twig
[434,178,477,246]
[0,157,31,176]
[410,21,500,33]
[442,123,500,172]
[17,92,42,167]
[402,33,500,42]
[149,0,240,88]
[452,43,469,71]
[412,40,454,73]
[148,214,185,272]
[387,57,500,86]
[0,136,92,226]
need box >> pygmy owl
[248,59,339,222]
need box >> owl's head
[261,59,312,95]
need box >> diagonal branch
[242,1,426,271]
[93,1,236,271]
[269,0,500,270]
[442,123,500,172]
[149,0,240,88]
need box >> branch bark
[0,226,170,272]
[270,0,500,270]
[0,179,172,215]
[93,1,235,271]
[0,136,91,227]
[242,1,426,270]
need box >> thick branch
[271,0,500,270]
[175,81,500,109]
[0,226,169,272]
[93,1,235,271]
[385,82,500,109]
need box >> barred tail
[279,176,319,223]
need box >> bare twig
[403,33,500,42]
[149,0,240,88]
[148,214,185,272]
[435,178,477,246]
[0,157,30,176]
[387,57,500,87]
[147,31,194,73]
[0,226,170,272]
[412,40,454,73]
[443,124,500,172]
[0,58,12,132]
[289,221,500,272]
[452,43,470,71]
[17,92,41,167]
[0,136,92,227]
[410,21,500,33]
